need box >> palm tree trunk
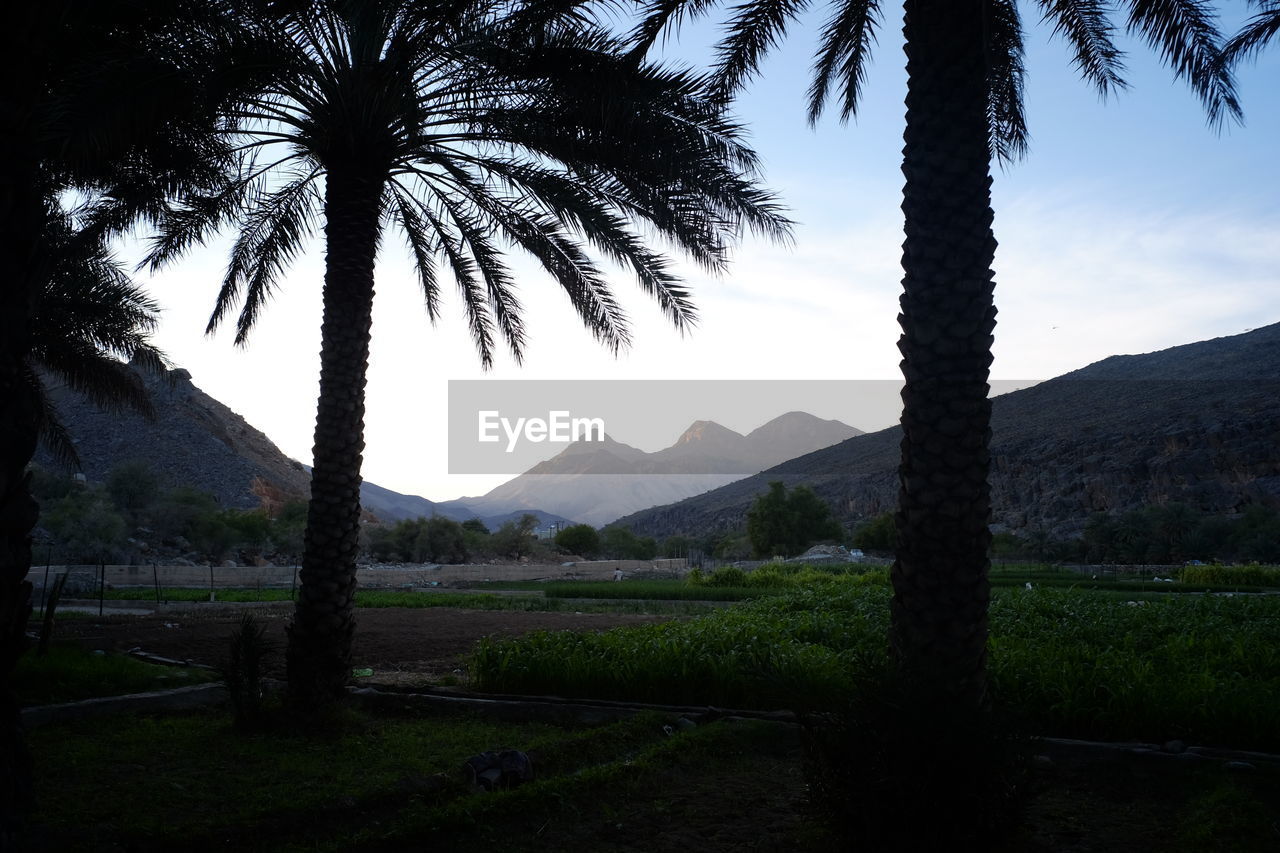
[0,32,45,836]
[285,164,382,707]
[890,0,997,709]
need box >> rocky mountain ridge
[615,323,1280,539]
[457,411,863,526]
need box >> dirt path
[55,605,668,684]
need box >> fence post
[209,563,215,603]
[153,562,161,605]
[39,551,51,620]
[98,559,105,617]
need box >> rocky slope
[36,363,576,529]
[37,365,312,510]
[615,323,1280,539]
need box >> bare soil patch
[54,604,668,685]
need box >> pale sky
[129,8,1280,502]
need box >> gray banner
[447,379,1034,476]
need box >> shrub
[706,566,747,587]
[1180,564,1279,587]
[555,524,600,559]
[746,481,842,557]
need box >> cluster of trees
[30,462,307,565]
[553,524,659,561]
[992,504,1280,566]
[365,515,671,565]
[366,514,570,564]
[746,482,843,558]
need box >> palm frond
[205,169,321,343]
[1035,0,1127,96]
[807,0,880,124]
[629,0,725,57]
[388,180,442,323]
[712,0,813,100]
[1224,0,1280,63]
[986,0,1029,164]
[413,193,501,367]
[1124,0,1242,127]
[26,365,80,471]
[426,177,529,360]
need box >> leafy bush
[554,524,600,558]
[472,586,1280,749]
[365,515,469,563]
[599,526,657,560]
[1180,564,1279,587]
[746,481,842,557]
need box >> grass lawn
[22,705,1280,852]
[14,644,216,706]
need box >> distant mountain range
[43,323,1278,537]
[453,412,862,526]
[615,323,1280,539]
[34,363,858,529]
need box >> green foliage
[15,645,213,706]
[554,524,600,558]
[365,516,469,563]
[461,518,489,535]
[41,484,127,563]
[221,614,273,730]
[473,586,1280,750]
[270,500,308,558]
[1180,564,1279,587]
[851,512,896,553]
[105,460,161,521]
[746,481,842,558]
[1083,504,1280,565]
[490,513,540,559]
[705,566,746,587]
[26,708,778,850]
[599,526,657,560]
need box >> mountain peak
[674,420,744,446]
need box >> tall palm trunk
[286,164,383,706]
[0,26,46,835]
[889,0,997,709]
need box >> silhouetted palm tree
[1226,0,1280,61]
[145,0,789,706]
[1,4,263,836]
[631,0,1238,707]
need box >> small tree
[420,516,468,564]
[43,485,127,563]
[746,481,841,558]
[852,512,897,554]
[491,514,539,559]
[105,460,161,524]
[600,526,657,560]
[555,524,600,559]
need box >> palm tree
[1226,0,1280,61]
[29,206,169,470]
[2,4,264,835]
[631,0,1238,709]
[144,0,789,706]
